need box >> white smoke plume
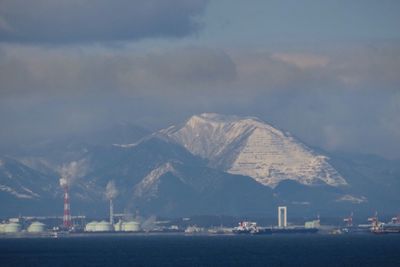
[141,215,157,231]
[59,160,88,187]
[106,180,118,200]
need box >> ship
[374,215,400,234]
[233,221,272,235]
[232,221,256,234]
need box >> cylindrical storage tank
[122,221,140,232]
[4,222,21,233]
[114,220,123,232]
[85,221,98,232]
[94,221,114,232]
[27,222,46,233]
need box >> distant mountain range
[1,114,399,218]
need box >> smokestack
[106,180,118,225]
[110,199,114,225]
[60,178,72,229]
[58,160,87,230]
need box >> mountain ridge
[0,113,398,217]
[162,113,347,188]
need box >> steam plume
[141,215,157,231]
[59,160,87,187]
[106,180,118,199]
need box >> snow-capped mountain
[1,114,399,218]
[162,113,347,188]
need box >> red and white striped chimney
[63,185,72,229]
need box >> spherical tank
[122,221,140,232]
[94,221,114,232]
[27,222,46,233]
[85,221,98,232]
[4,222,21,233]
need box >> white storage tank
[114,220,123,232]
[85,221,98,232]
[122,221,140,232]
[94,221,114,232]
[27,222,46,233]
[4,222,21,233]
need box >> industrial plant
[1,174,399,238]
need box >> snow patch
[336,195,367,204]
[291,201,311,205]
[134,162,177,199]
[0,185,35,199]
[112,143,138,148]
[162,113,347,188]
[21,186,40,198]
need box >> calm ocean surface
[1,234,400,267]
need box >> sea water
[0,234,399,267]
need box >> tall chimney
[109,198,114,225]
[63,185,72,229]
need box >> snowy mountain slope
[0,157,57,199]
[69,136,276,216]
[162,113,347,188]
[133,162,178,199]
[0,156,63,216]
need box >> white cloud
[271,53,330,69]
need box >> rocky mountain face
[162,113,347,188]
[0,114,398,218]
[0,156,61,215]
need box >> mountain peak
[163,113,347,188]
[190,113,261,125]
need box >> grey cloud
[238,88,400,159]
[0,45,236,96]
[329,44,400,89]
[2,43,399,98]
[120,47,237,93]
[231,51,336,92]
[0,0,208,43]
[231,45,400,93]
[1,43,400,159]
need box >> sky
[0,0,400,159]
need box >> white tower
[278,206,287,228]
